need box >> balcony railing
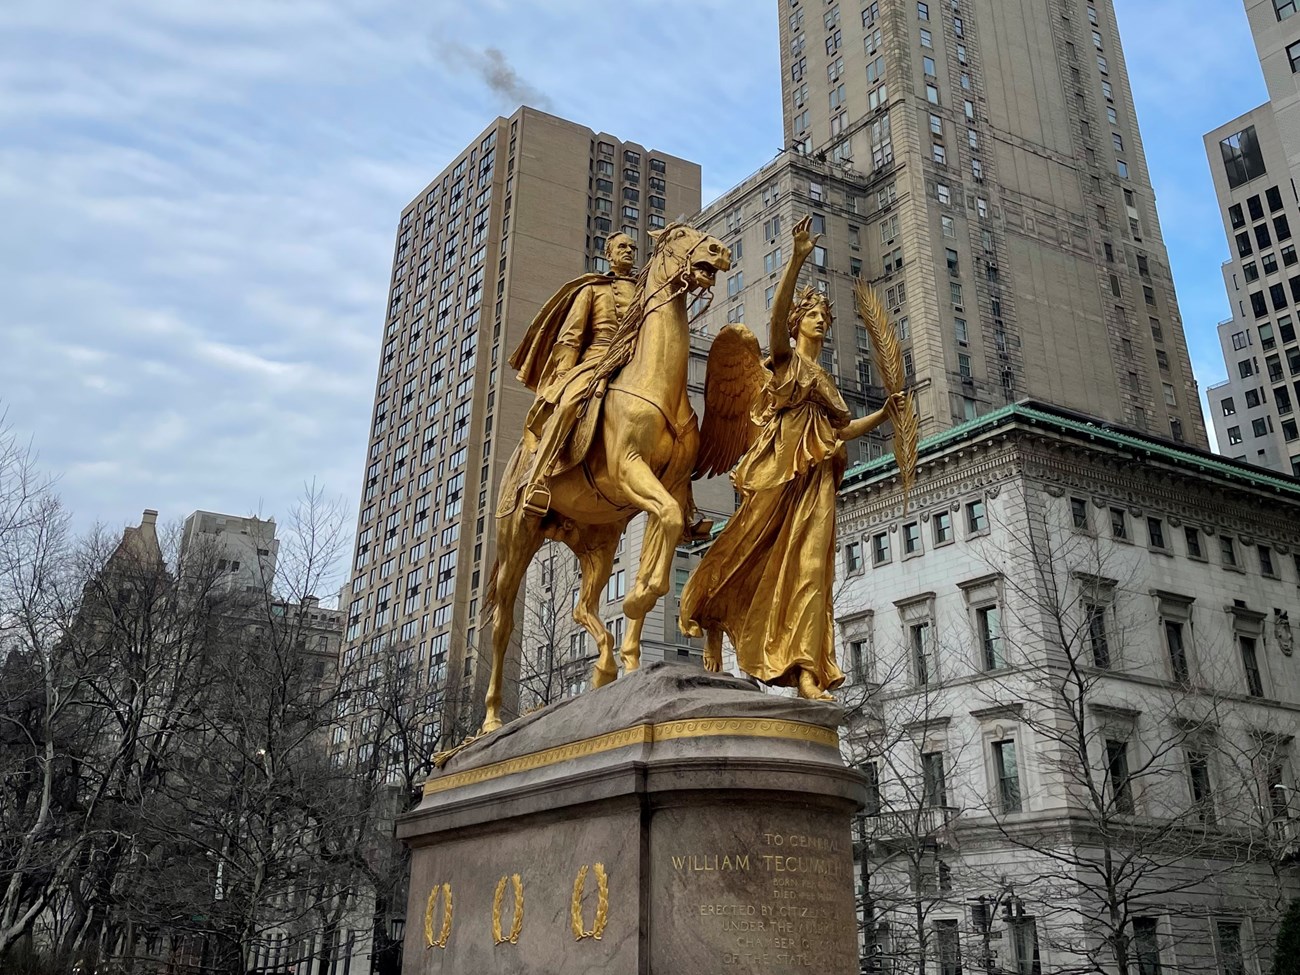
[860,805,960,846]
[1269,815,1300,861]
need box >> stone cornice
[842,419,1300,551]
[969,702,1025,722]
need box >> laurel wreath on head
[492,874,525,945]
[423,882,453,950]
[570,863,609,941]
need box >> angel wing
[694,323,768,479]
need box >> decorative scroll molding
[423,718,839,796]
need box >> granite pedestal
[397,663,866,974]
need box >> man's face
[608,237,636,275]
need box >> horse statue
[481,223,732,732]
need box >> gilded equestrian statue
[482,223,732,732]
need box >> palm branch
[855,282,919,509]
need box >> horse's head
[647,223,732,294]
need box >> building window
[844,540,863,574]
[1279,0,1299,22]
[848,638,871,684]
[978,605,1003,670]
[992,739,1022,812]
[1241,636,1264,697]
[1071,497,1091,531]
[1221,126,1267,187]
[1139,517,1166,552]
[1260,545,1277,577]
[1106,739,1135,814]
[903,521,922,555]
[605,568,627,603]
[966,498,988,534]
[1131,918,1163,975]
[1184,526,1204,560]
[1110,507,1128,541]
[1009,919,1041,975]
[1085,602,1111,668]
[872,532,891,565]
[1165,619,1190,683]
[1188,751,1215,825]
[921,751,948,807]
[1290,39,1300,73]
[935,919,963,975]
[901,614,933,682]
[1220,535,1238,568]
[1214,921,1247,975]
[933,511,953,545]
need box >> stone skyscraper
[690,0,1206,446]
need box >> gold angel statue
[680,215,907,701]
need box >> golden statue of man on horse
[482,216,914,733]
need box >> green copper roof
[840,400,1300,499]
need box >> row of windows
[866,708,1289,851]
[860,735,1024,821]
[845,499,988,572]
[1069,495,1296,580]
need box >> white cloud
[0,0,1266,557]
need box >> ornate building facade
[835,401,1300,972]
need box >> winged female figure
[681,215,905,700]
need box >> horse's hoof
[481,716,503,734]
[620,653,640,673]
[591,665,618,688]
[703,653,722,673]
[796,670,834,701]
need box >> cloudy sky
[0,0,1266,542]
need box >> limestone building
[835,401,1300,973]
[1205,0,1300,474]
[179,509,279,594]
[341,108,700,741]
[709,0,1208,445]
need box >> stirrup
[522,484,550,518]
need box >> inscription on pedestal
[652,808,858,974]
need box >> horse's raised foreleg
[482,513,544,734]
[568,526,621,688]
[614,455,683,669]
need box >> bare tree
[514,539,591,713]
[0,416,89,964]
[0,463,386,974]
[840,642,979,975]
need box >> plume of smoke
[434,41,554,112]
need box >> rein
[582,230,716,400]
